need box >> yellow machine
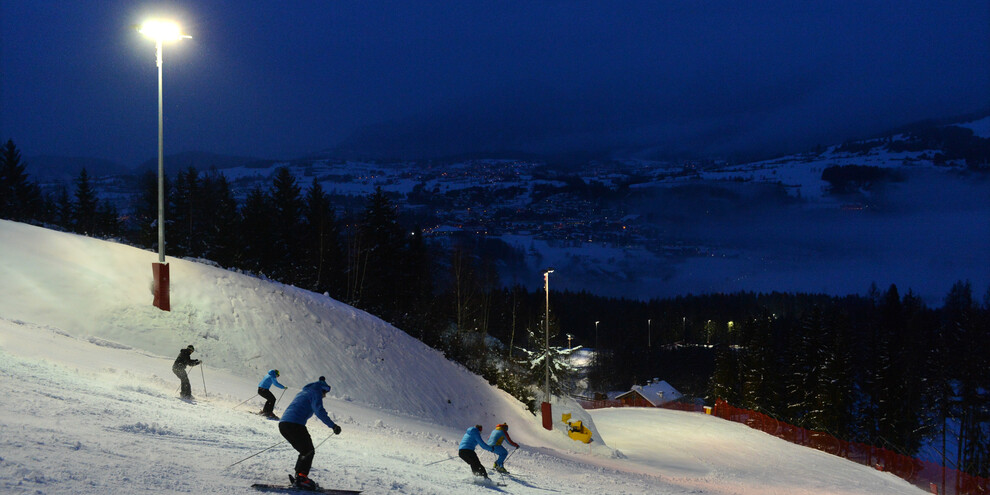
[561,413,593,443]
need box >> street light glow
[139,20,190,42]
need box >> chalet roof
[615,379,682,406]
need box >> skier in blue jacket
[458,424,494,479]
[257,369,287,419]
[279,376,341,491]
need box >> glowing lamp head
[139,20,189,42]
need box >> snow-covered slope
[0,219,517,427]
[0,220,929,494]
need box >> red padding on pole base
[152,262,170,311]
[541,401,553,430]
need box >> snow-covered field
[0,220,927,494]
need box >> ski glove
[332,425,341,435]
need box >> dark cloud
[2,1,988,167]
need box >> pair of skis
[252,475,361,494]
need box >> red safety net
[576,396,989,495]
[711,399,989,495]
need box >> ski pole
[294,434,334,464]
[423,455,457,466]
[226,440,283,469]
[199,364,207,398]
[314,433,333,451]
[234,394,259,410]
[274,387,288,409]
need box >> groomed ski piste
[0,219,926,494]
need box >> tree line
[701,283,989,478]
[0,140,120,236]
[2,139,987,477]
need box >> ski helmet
[186,345,195,352]
[274,369,280,377]
[317,376,331,393]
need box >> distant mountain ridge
[23,109,990,184]
[132,151,276,174]
[25,155,126,183]
[24,151,276,184]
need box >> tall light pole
[140,19,190,312]
[648,319,652,348]
[595,320,600,349]
[543,267,554,401]
[540,267,555,430]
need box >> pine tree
[740,312,778,414]
[199,170,240,267]
[517,342,582,399]
[94,201,120,237]
[709,343,741,405]
[397,224,434,331]
[53,186,74,228]
[0,139,42,222]
[269,167,304,283]
[942,281,989,476]
[171,167,201,257]
[72,168,98,235]
[587,348,619,395]
[240,186,275,275]
[797,307,856,438]
[450,244,481,332]
[858,285,929,455]
[355,186,405,319]
[131,171,167,249]
[887,290,930,453]
[302,178,343,297]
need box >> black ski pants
[459,448,488,477]
[172,364,191,398]
[258,387,276,415]
[279,421,315,476]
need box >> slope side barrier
[711,399,989,495]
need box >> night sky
[2,1,988,168]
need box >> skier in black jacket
[172,345,201,399]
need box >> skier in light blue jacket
[278,376,341,491]
[257,369,287,419]
[458,424,494,479]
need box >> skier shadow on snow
[471,478,510,493]
[502,475,559,492]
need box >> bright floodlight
[139,20,189,42]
